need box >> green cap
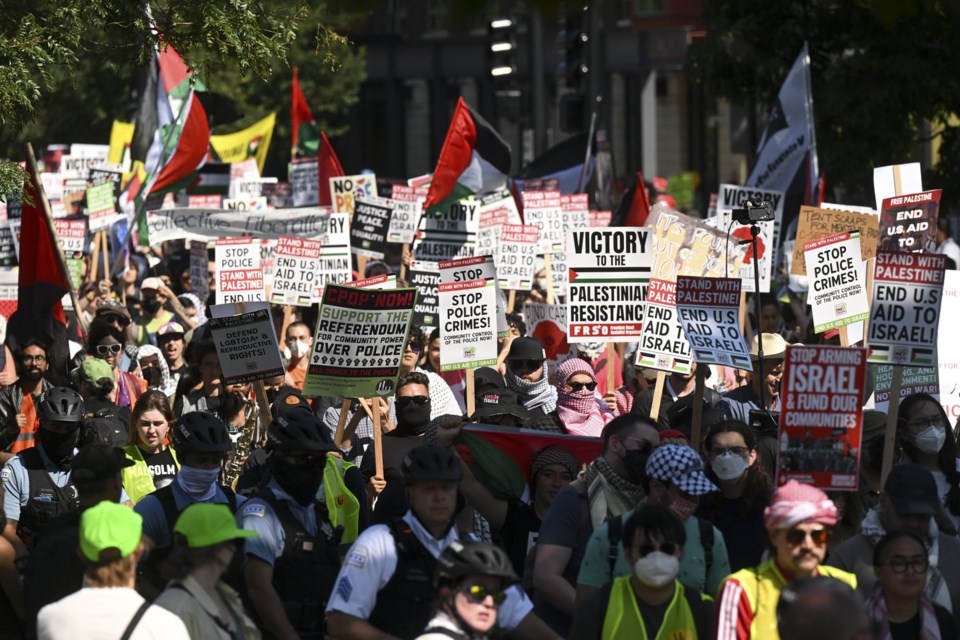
[79,358,114,386]
[79,501,143,563]
[174,503,257,548]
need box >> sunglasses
[785,527,829,546]
[635,542,678,557]
[508,359,543,372]
[406,342,424,353]
[568,381,597,392]
[95,344,123,356]
[460,584,507,605]
[104,314,131,327]
[278,452,325,468]
[396,395,430,408]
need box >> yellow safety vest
[323,454,360,547]
[602,577,698,640]
[121,444,180,504]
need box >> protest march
[3,15,960,640]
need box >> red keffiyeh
[555,358,613,437]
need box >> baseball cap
[174,503,257,548]
[474,367,507,391]
[645,444,718,496]
[79,358,114,386]
[506,337,546,362]
[71,444,136,486]
[884,463,941,516]
[270,387,312,420]
[471,389,529,422]
[95,298,131,321]
[750,333,788,360]
[157,322,185,338]
[140,277,164,292]
[79,501,143,562]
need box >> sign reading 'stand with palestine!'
[305,284,417,398]
[675,276,752,370]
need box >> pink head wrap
[555,358,611,437]
[763,480,838,531]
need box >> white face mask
[290,340,310,358]
[912,426,946,454]
[712,452,750,482]
[633,551,680,588]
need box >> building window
[426,0,448,34]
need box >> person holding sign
[555,359,614,437]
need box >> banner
[330,174,377,214]
[271,236,322,306]
[313,212,352,300]
[415,198,479,261]
[409,262,440,329]
[208,302,284,384]
[215,238,265,304]
[791,206,879,276]
[523,191,564,254]
[290,158,319,207]
[803,231,869,333]
[350,196,392,260]
[438,257,499,371]
[778,345,866,490]
[878,189,941,252]
[567,228,652,342]
[209,112,276,173]
[635,278,693,375]
[868,251,945,366]
[189,241,208,295]
[675,276,751,370]
[496,224,539,291]
[305,284,416,398]
[145,207,332,245]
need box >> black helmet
[267,407,335,453]
[39,387,84,424]
[402,444,462,485]
[173,412,232,454]
[434,541,518,587]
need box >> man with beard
[632,362,719,431]
[0,340,53,461]
[240,408,365,639]
[504,337,563,432]
[1,387,84,556]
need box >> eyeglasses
[396,395,430,408]
[784,527,829,546]
[635,542,679,557]
[22,355,46,364]
[709,446,749,458]
[906,417,946,433]
[460,584,507,605]
[622,437,654,453]
[567,381,597,392]
[95,344,123,356]
[508,359,543,372]
[882,555,929,575]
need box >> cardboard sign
[791,206,879,276]
[409,262,440,329]
[415,197,479,261]
[53,219,87,255]
[567,228,652,342]
[635,278,693,375]
[523,190,564,254]
[803,231,870,333]
[872,365,939,413]
[868,251,945,366]
[208,302,284,384]
[313,213,352,301]
[305,284,416,398]
[145,207,332,245]
[879,189,941,252]
[714,184,785,293]
[496,224,539,291]
[438,257,499,371]
[350,197,392,259]
[189,241,209,296]
[215,238,265,304]
[675,276,752,370]
[647,204,746,282]
[86,182,118,232]
[873,163,922,214]
[778,345,867,490]
[271,236,322,306]
[330,174,377,214]
[290,158,319,207]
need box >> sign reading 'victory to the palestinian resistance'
[868,251,946,366]
[416,198,479,261]
[566,228,652,342]
[635,278,693,375]
[803,231,869,333]
[305,284,417,398]
[675,276,752,370]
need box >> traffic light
[488,17,517,81]
[558,7,589,92]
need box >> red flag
[149,93,210,194]
[624,170,652,227]
[291,67,318,154]
[318,131,345,207]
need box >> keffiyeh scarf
[506,369,557,414]
[866,583,941,640]
[576,457,645,529]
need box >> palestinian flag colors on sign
[423,97,512,215]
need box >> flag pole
[575,112,598,194]
[24,143,89,336]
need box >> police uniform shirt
[240,478,319,565]
[325,509,533,630]
[134,479,244,548]
[2,445,73,522]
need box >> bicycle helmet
[402,444,463,485]
[39,387,84,424]
[267,407,336,453]
[434,540,519,587]
[173,412,232,454]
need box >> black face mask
[142,367,162,387]
[270,457,324,505]
[395,401,431,436]
[622,446,651,486]
[39,427,80,468]
[142,297,163,315]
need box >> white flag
[747,43,817,194]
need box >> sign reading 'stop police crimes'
[305,284,417,398]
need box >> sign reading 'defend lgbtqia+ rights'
[675,276,752,370]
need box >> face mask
[712,452,749,482]
[39,427,79,467]
[668,492,699,521]
[633,551,680,588]
[535,278,547,291]
[290,340,310,358]
[142,367,162,387]
[142,297,163,315]
[270,458,324,505]
[396,401,431,435]
[622,447,650,485]
[176,465,220,501]
[911,426,946,454]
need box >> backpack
[79,409,128,448]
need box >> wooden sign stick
[650,371,667,422]
[543,254,555,305]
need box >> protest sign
[879,189,941,252]
[330,174,377,214]
[387,200,419,244]
[675,276,751,370]
[347,274,397,289]
[409,262,440,329]
[713,184,785,293]
[523,191,564,253]
[223,197,268,211]
[868,251,945,366]
[872,365,939,413]
[803,231,869,333]
[350,197,392,259]
[53,219,87,256]
[415,197,479,261]
[873,162,922,214]
[778,345,867,490]
[145,207,332,245]
[548,253,568,300]
[477,200,513,257]
[86,182,118,232]
[522,303,574,371]
[567,228,652,342]
[60,144,110,180]
[791,206,880,276]
[313,213,352,300]
[938,271,960,420]
[7,219,21,262]
[438,257,499,371]
[186,194,223,209]
[290,158,319,207]
[305,284,416,398]
[271,236,322,306]
[635,278,693,375]
[561,194,591,230]
[215,238,265,304]
[496,224,538,290]
[189,241,209,296]
[647,204,746,283]
[589,210,612,227]
[208,302,284,384]
[40,173,64,202]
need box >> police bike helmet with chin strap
[432,541,518,639]
[39,387,84,424]
[267,407,336,453]
[173,412,232,454]
[401,444,463,485]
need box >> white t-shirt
[37,587,190,640]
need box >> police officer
[135,411,240,595]
[1,387,83,556]
[326,444,560,640]
[239,408,365,639]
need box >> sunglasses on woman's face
[460,584,507,605]
[567,381,597,392]
[95,344,123,356]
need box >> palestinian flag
[291,66,320,156]
[457,424,601,502]
[614,170,652,227]
[513,132,594,195]
[318,131,345,207]
[423,97,511,213]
